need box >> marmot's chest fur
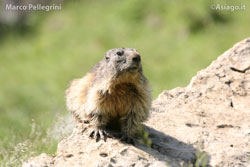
[98,83,141,117]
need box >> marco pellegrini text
[6,3,62,11]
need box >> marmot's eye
[116,51,124,56]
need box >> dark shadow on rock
[131,125,211,166]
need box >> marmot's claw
[119,135,135,145]
[89,129,108,142]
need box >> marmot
[66,48,152,142]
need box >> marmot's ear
[104,52,110,62]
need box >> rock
[22,153,53,167]
[23,38,250,167]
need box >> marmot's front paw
[89,128,109,142]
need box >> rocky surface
[23,38,250,167]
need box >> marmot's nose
[132,54,141,63]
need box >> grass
[0,0,250,166]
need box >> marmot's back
[66,73,94,122]
[66,48,152,142]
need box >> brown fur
[66,48,152,138]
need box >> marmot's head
[104,48,142,76]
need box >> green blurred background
[0,0,249,165]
